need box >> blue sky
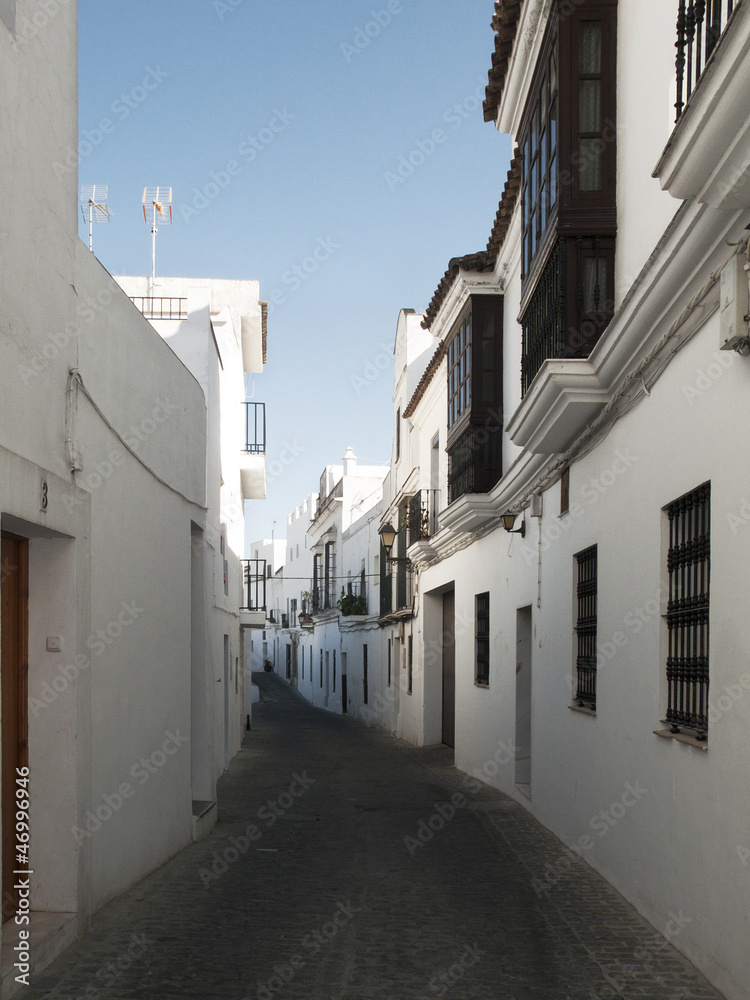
[78,0,512,546]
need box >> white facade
[0,3,266,990]
[371,4,750,1000]
[261,452,388,722]
[114,276,267,811]
[0,0,201,990]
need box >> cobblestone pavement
[27,672,726,1000]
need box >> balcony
[655,1,750,208]
[240,402,267,500]
[129,296,187,320]
[508,238,611,456]
[240,559,266,628]
[407,490,441,544]
[337,580,368,617]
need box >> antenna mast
[142,187,173,291]
[80,185,111,252]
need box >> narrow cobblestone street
[27,672,725,1000]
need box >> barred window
[475,593,490,686]
[574,545,597,710]
[664,483,710,741]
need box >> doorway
[1,533,29,922]
[442,590,455,747]
[515,606,532,794]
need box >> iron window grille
[574,545,598,709]
[664,482,710,740]
[475,593,490,686]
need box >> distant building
[261,451,388,720]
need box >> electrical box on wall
[719,253,750,351]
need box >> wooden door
[1,533,29,922]
[442,591,455,747]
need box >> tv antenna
[80,185,111,253]
[142,186,172,288]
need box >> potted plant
[337,592,367,616]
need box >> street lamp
[501,512,525,537]
[378,521,411,565]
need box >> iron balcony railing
[408,490,441,544]
[130,296,188,320]
[241,559,267,612]
[521,238,567,395]
[338,580,368,616]
[675,1,736,121]
[243,402,266,454]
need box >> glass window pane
[550,98,557,152]
[579,21,602,74]
[549,50,557,95]
[579,80,601,133]
[583,257,607,313]
[550,153,557,208]
[579,139,602,191]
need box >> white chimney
[343,446,357,476]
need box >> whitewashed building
[250,494,317,679]
[114,276,268,822]
[262,451,388,720]
[0,1,266,990]
[377,2,750,999]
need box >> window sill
[474,681,489,690]
[653,728,708,751]
[569,703,596,717]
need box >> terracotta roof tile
[483,0,524,124]
[402,340,447,420]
